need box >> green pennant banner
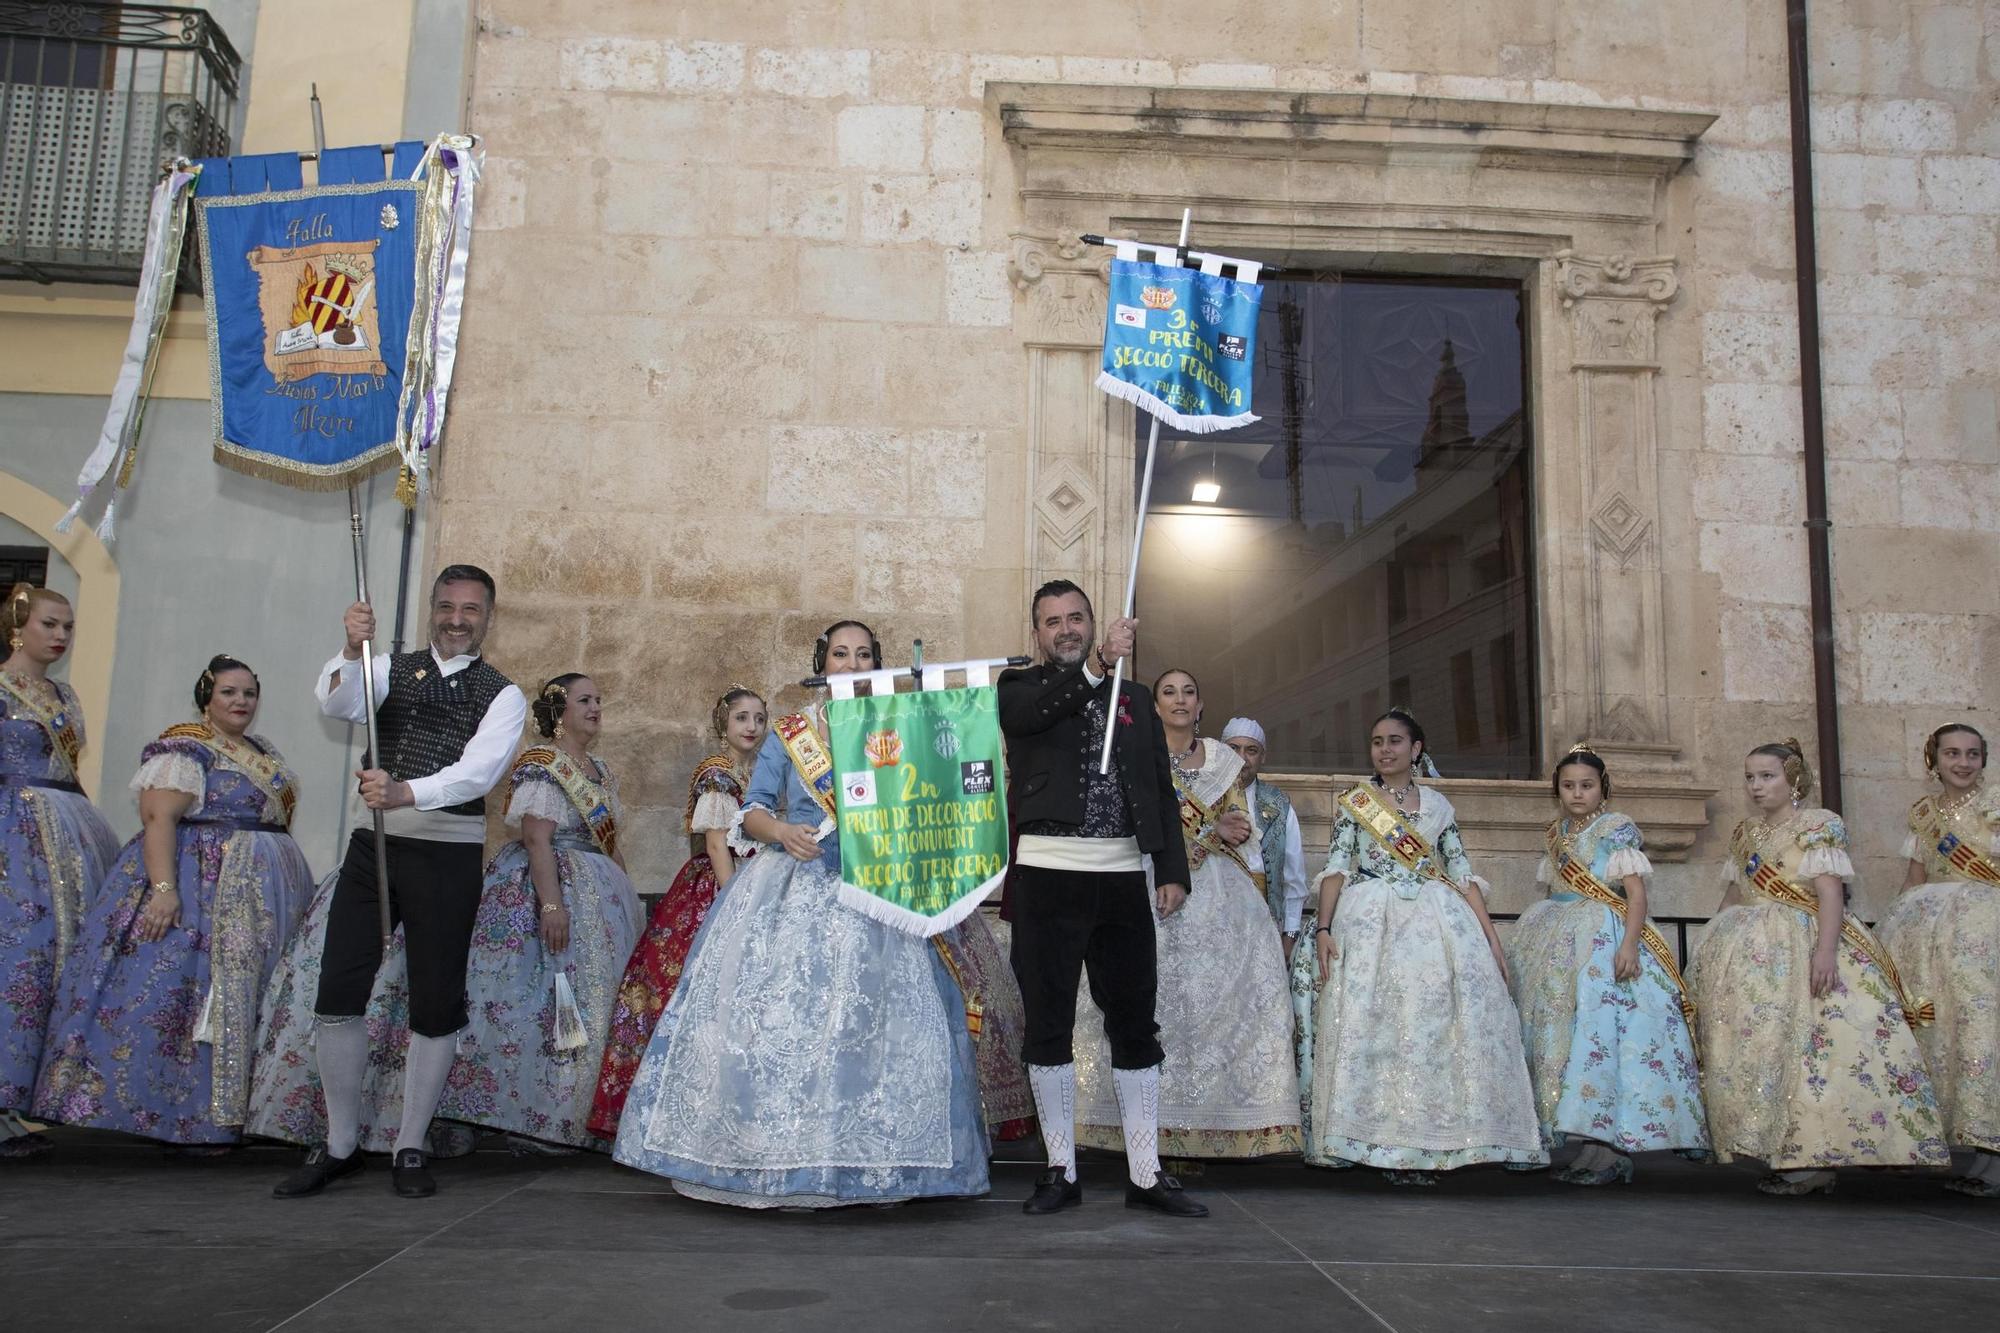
[829,685,1009,937]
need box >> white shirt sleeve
[404,684,529,811]
[315,651,390,722]
[1281,806,1307,933]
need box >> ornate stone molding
[992,84,1717,179]
[1553,251,1683,761]
[1008,231,1110,348]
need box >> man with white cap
[1220,718,1305,954]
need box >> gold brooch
[414,668,428,681]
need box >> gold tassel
[395,465,417,509]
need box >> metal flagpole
[1098,207,1190,774]
[313,84,395,949]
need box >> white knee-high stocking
[1028,1062,1077,1183]
[395,1032,458,1155]
[1113,1064,1162,1189]
[314,1017,369,1159]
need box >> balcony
[0,2,238,284]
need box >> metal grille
[0,3,238,284]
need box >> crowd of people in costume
[1,569,1994,1210]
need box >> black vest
[369,651,513,817]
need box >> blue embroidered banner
[1095,257,1262,433]
[194,145,422,487]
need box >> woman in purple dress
[33,655,313,1149]
[0,584,118,1157]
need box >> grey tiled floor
[5,1131,1997,1331]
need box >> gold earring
[6,629,20,652]
[553,719,565,740]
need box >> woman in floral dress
[1074,670,1299,1160]
[1308,708,1544,1183]
[443,674,642,1149]
[1878,723,2000,1197]
[34,656,312,1149]
[0,585,119,1157]
[1690,738,1947,1195]
[1506,745,1707,1185]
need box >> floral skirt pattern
[1076,855,1301,1159]
[1505,895,1708,1155]
[1288,908,1322,1160]
[942,909,1035,1140]
[0,786,118,1111]
[587,850,722,1140]
[244,873,476,1158]
[613,851,988,1208]
[1309,879,1545,1170]
[1691,900,1947,1168]
[34,826,311,1143]
[1877,881,2000,1152]
[445,842,641,1148]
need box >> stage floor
[5,1131,1997,1331]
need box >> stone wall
[448,1,2000,910]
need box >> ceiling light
[1191,481,1220,503]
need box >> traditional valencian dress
[1307,782,1544,1170]
[613,709,989,1207]
[1690,808,1947,1169]
[0,673,118,1127]
[942,907,1037,1141]
[588,753,748,1141]
[1877,787,2000,1155]
[1506,811,1708,1158]
[1076,740,1300,1157]
[443,747,641,1148]
[34,725,312,1143]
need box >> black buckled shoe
[391,1147,436,1198]
[1022,1167,1083,1214]
[1125,1173,1209,1217]
[272,1146,364,1198]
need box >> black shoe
[391,1148,436,1198]
[1022,1167,1083,1214]
[1125,1173,1208,1217]
[272,1146,363,1198]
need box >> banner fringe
[1093,371,1259,435]
[835,871,1004,939]
[210,443,401,491]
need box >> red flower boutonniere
[1115,697,1135,727]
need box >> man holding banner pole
[273,565,524,1200]
[1000,579,1205,1218]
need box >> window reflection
[1134,274,1537,778]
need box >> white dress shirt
[317,646,528,841]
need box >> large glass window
[1133,273,1536,778]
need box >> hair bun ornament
[1566,740,1598,757]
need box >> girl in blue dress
[1505,746,1708,1183]
[613,620,988,1208]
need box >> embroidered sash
[774,711,837,823]
[1735,831,1933,1027]
[156,722,296,828]
[1546,821,1694,1023]
[1913,797,2000,888]
[0,672,84,788]
[514,745,617,857]
[1338,781,1466,894]
[1175,769,1251,877]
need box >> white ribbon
[60,163,197,539]
[394,135,482,496]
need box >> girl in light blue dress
[1505,746,1708,1184]
[613,621,989,1208]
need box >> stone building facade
[440,1,1999,912]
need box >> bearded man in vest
[275,564,526,1200]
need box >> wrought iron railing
[0,1,239,283]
